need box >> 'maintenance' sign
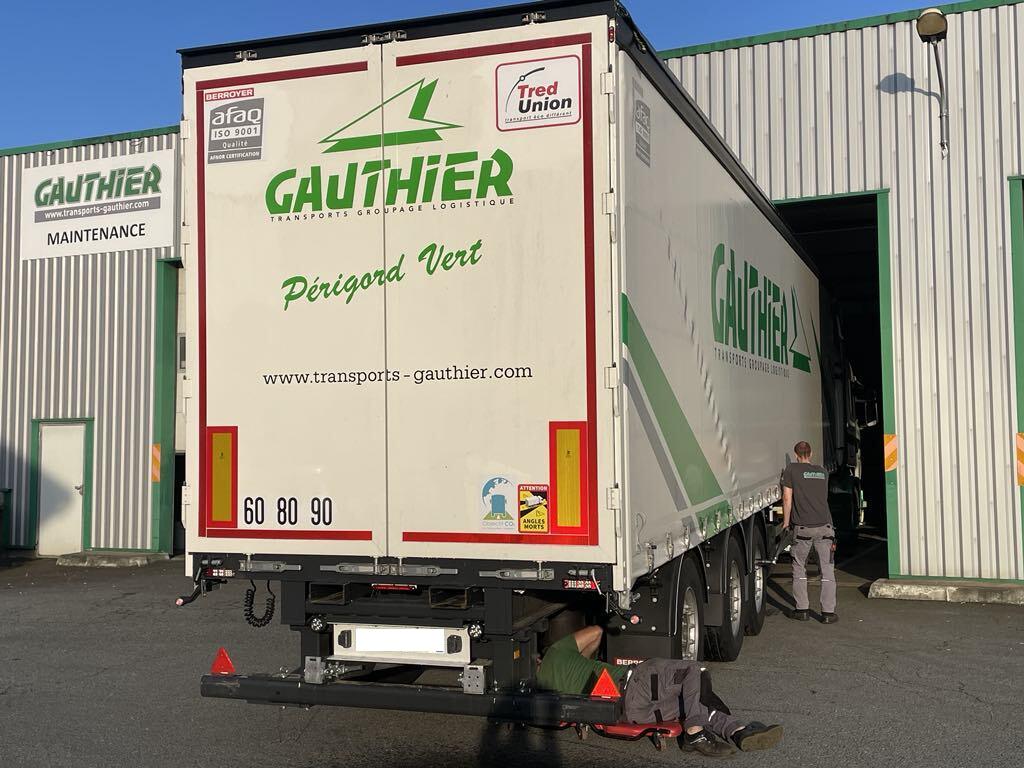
[19,147,175,260]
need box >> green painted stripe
[0,125,178,158]
[621,294,723,505]
[323,128,447,153]
[658,0,1024,59]
[151,262,179,554]
[27,424,40,549]
[1009,177,1024,566]
[876,192,901,578]
[696,500,736,540]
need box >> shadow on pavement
[303,722,567,768]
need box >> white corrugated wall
[667,1,1024,579]
[0,132,177,551]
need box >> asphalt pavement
[2,548,1022,768]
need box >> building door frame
[28,418,95,552]
[1009,176,1024,562]
[773,189,900,577]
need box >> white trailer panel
[617,52,823,577]
[184,18,621,565]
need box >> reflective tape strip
[553,426,582,528]
[151,443,161,483]
[884,434,898,472]
[1016,433,1024,486]
[210,431,235,523]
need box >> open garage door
[775,193,890,580]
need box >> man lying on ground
[536,626,783,757]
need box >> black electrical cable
[244,579,276,628]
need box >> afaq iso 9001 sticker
[481,477,517,530]
[517,484,549,533]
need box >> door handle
[74,484,83,495]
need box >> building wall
[0,131,178,551]
[667,1,1024,579]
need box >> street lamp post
[917,8,949,157]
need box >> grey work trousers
[622,658,743,737]
[791,523,837,613]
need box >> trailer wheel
[744,526,768,636]
[675,556,705,661]
[705,534,745,661]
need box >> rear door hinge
[602,191,618,243]
[362,30,407,45]
[602,70,617,125]
[321,561,384,576]
[238,558,301,573]
[604,365,619,389]
[478,567,554,581]
[606,486,621,510]
[398,564,459,577]
[601,71,615,95]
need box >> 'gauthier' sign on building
[19,147,175,260]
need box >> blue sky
[0,0,918,148]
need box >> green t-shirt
[535,634,630,695]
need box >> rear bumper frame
[200,673,622,725]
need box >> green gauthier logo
[319,78,460,152]
[265,78,513,214]
[35,164,161,207]
[711,243,812,373]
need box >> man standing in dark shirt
[782,441,838,624]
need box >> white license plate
[331,623,471,667]
[354,626,445,654]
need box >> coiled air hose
[243,579,276,628]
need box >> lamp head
[917,8,948,43]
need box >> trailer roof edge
[178,0,618,65]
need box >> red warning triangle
[590,668,621,698]
[210,647,236,675]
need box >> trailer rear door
[378,20,615,562]
[186,48,389,557]
[185,17,617,564]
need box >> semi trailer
[178,0,863,725]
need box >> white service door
[37,423,86,557]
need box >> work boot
[789,609,809,621]
[681,729,736,757]
[821,612,839,624]
[731,722,784,751]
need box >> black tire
[745,525,768,636]
[705,534,745,662]
[675,556,705,661]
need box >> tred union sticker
[495,55,581,132]
[518,484,550,532]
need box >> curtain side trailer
[179,0,847,723]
